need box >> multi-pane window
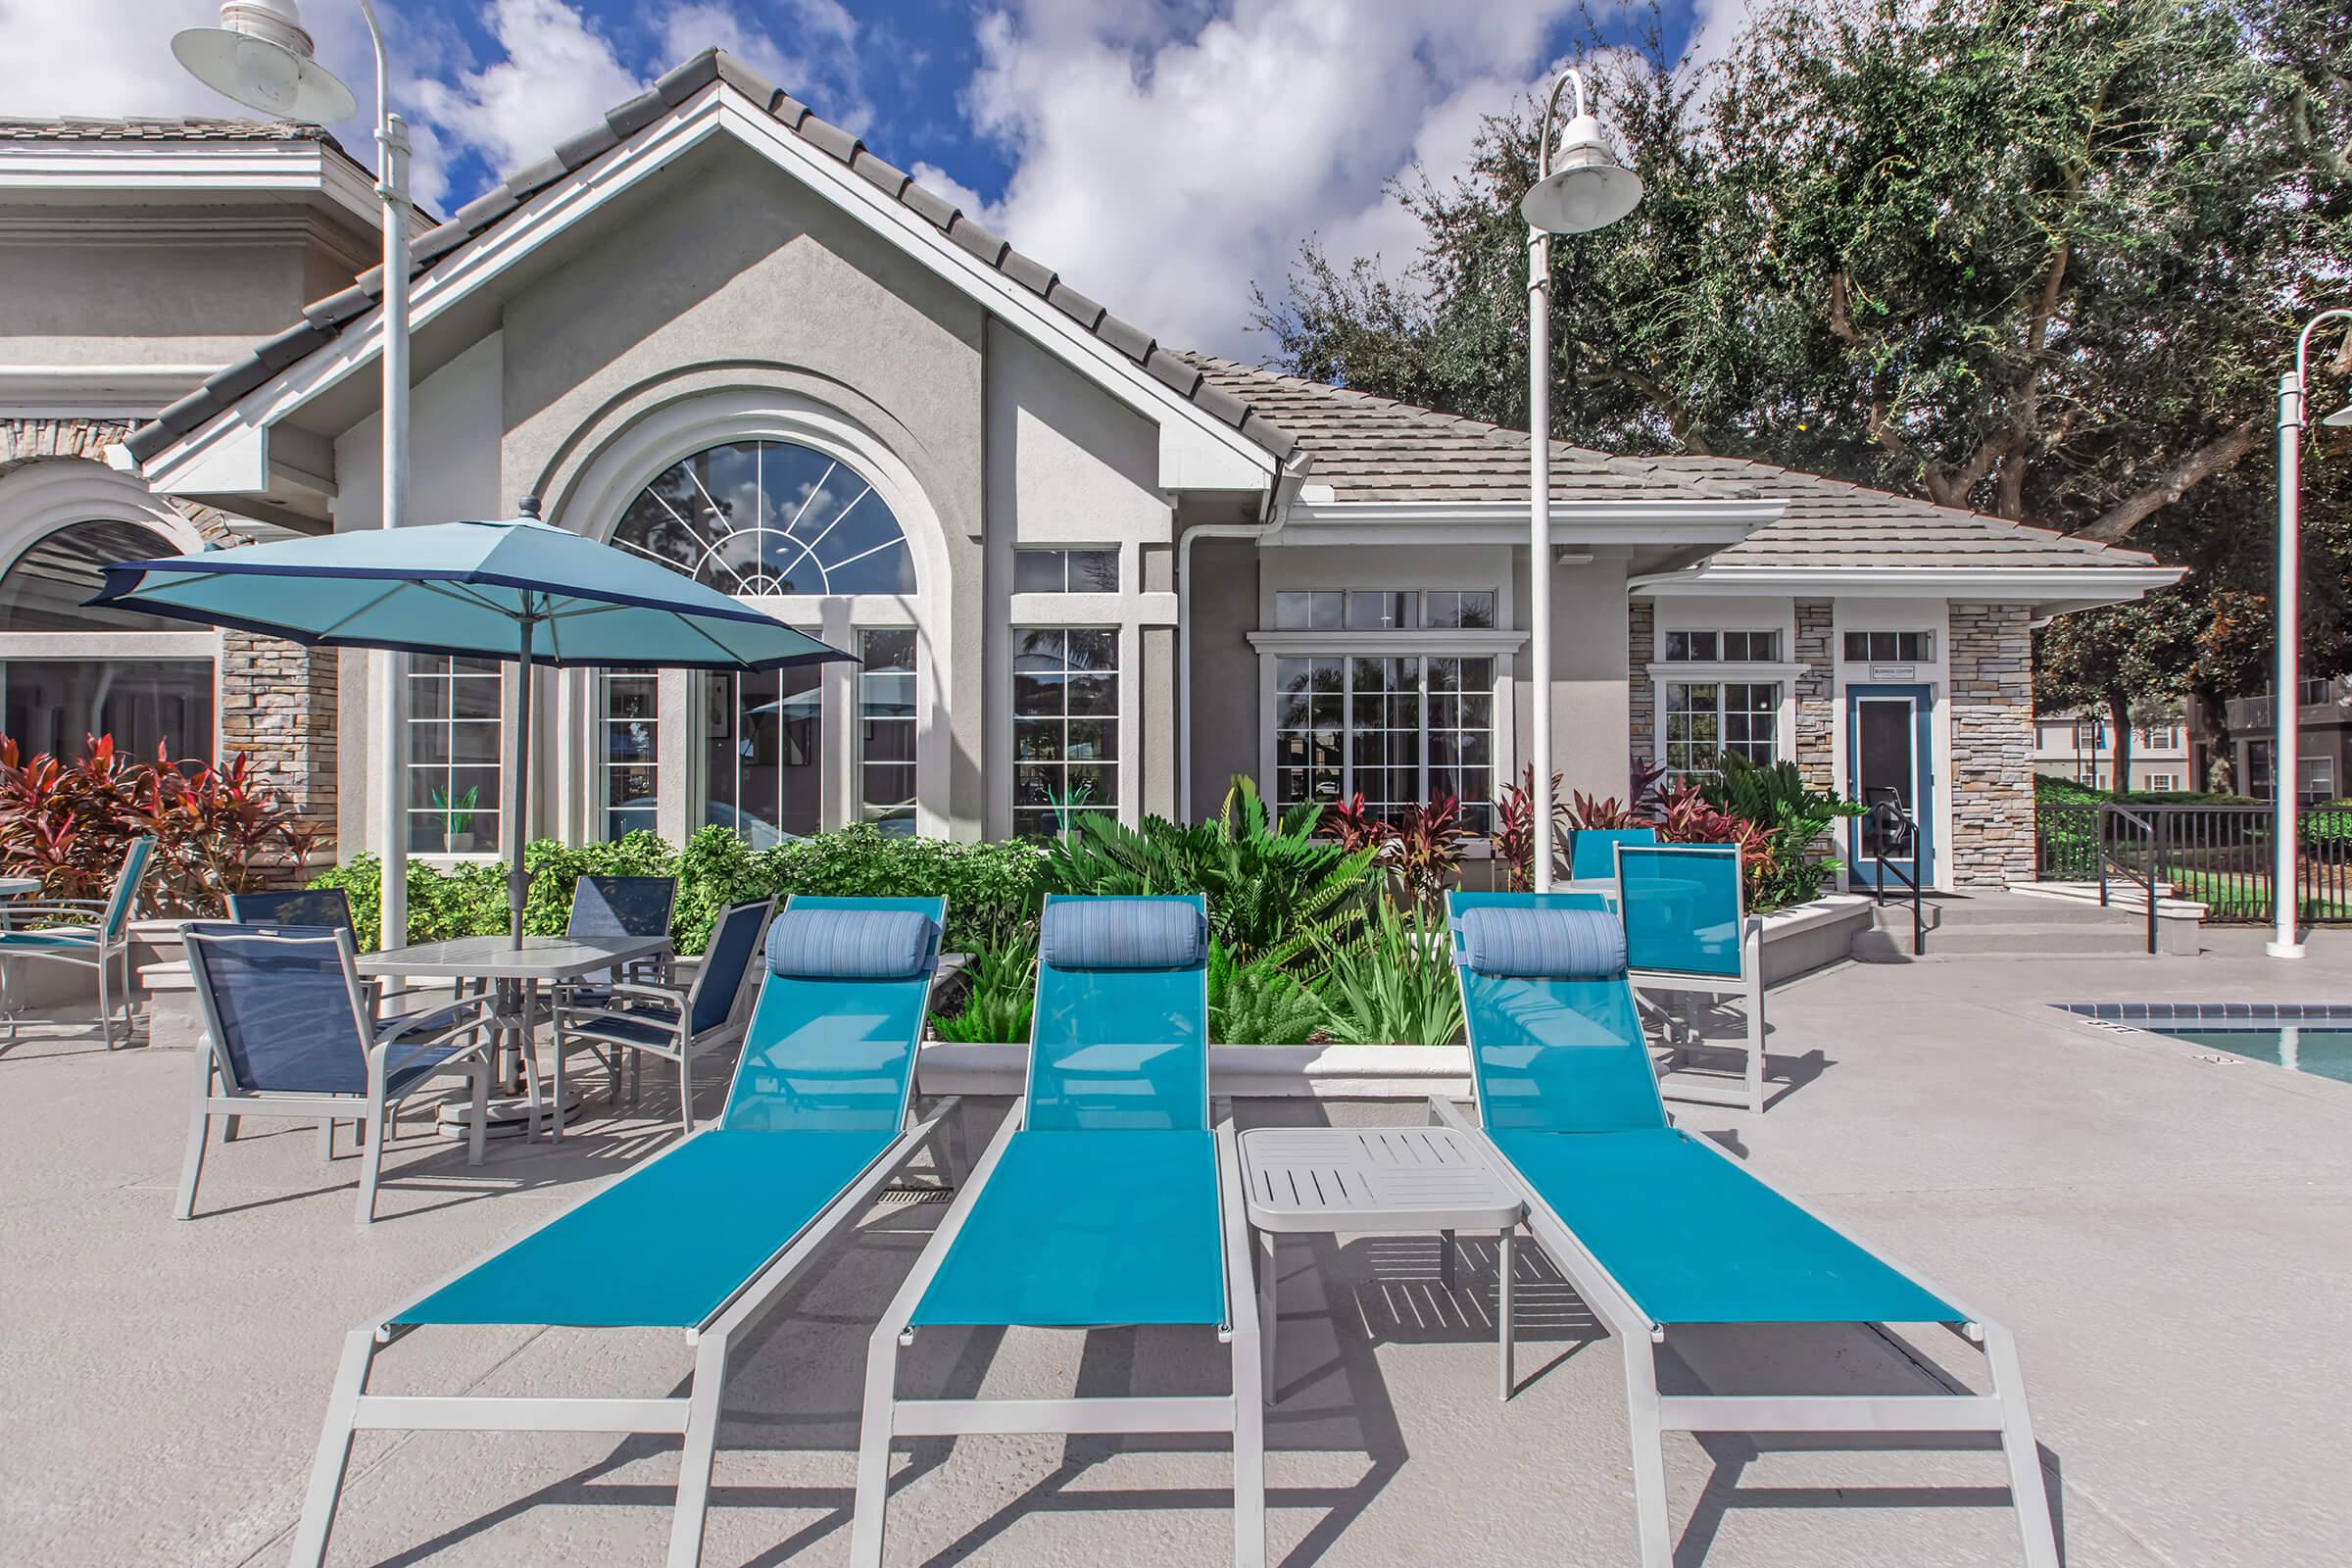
[2144,772,2179,792]
[408,655,502,853]
[1663,680,1779,778]
[2248,739,2274,800]
[2300,675,2336,708]
[1842,630,1935,662]
[2300,757,2336,806]
[1012,628,1119,838]
[1273,589,1494,631]
[858,629,917,831]
[705,666,820,849]
[1014,548,1119,593]
[1274,656,1495,830]
[1663,629,1779,662]
[598,672,658,840]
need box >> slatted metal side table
[1238,1126,1527,1401]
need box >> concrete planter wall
[1755,894,1876,985]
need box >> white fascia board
[1631,564,2185,599]
[1274,498,1782,547]
[134,89,1278,497]
[0,142,380,229]
[0,364,214,417]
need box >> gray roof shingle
[120,52,1298,469]
[0,116,345,147]
[1184,356,2169,575]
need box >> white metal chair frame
[177,925,503,1226]
[289,919,961,1568]
[1428,1071,2055,1566]
[850,1124,1265,1567]
[1,839,153,1049]
[1617,841,1770,1113]
[547,898,772,1140]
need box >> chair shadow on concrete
[1657,1322,2070,1567]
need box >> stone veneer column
[1626,596,1654,768]
[1793,599,1836,792]
[1948,603,2034,885]
[217,632,340,859]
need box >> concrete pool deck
[5,928,2350,1566]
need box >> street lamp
[1521,68,1642,891]
[174,0,414,952]
[2267,308,2352,958]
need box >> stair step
[1852,923,2155,961]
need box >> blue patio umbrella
[90,512,856,945]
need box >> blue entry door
[1847,685,1933,887]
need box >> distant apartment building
[2031,710,2190,793]
[2183,677,2352,804]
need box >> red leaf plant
[0,734,316,917]
[1491,766,1569,892]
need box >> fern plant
[930,928,1038,1044]
[1208,942,1326,1045]
[1042,774,1380,970]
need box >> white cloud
[407,0,644,208]
[660,0,871,135]
[959,0,1597,359]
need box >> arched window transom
[611,439,914,598]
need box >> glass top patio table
[356,933,671,981]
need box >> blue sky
[5,1,1723,357]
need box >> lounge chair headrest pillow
[765,907,937,979]
[1040,898,1206,970]
[1461,906,1626,979]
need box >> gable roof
[1184,356,2173,578]
[122,50,1299,470]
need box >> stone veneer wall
[1627,597,1654,766]
[1948,602,2035,885]
[218,633,340,858]
[1792,599,1836,793]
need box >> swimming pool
[2055,1003,2352,1085]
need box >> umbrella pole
[509,610,535,950]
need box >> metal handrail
[2093,804,2162,955]
[1867,800,1924,956]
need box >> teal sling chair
[1436,891,2059,1567]
[289,897,961,1568]
[851,893,1265,1567]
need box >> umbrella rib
[315,579,417,639]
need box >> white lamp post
[174,0,413,950]
[1521,68,1643,891]
[2267,309,2352,958]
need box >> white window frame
[1009,624,1123,839]
[1657,676,1787,781]
[404,654,506,859]
[1263,650,1504,830]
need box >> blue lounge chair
[1438,891,2057,1567]
[851,893,1263,1568]
[1568,824,1655,881]
[0,835,152,1048]
[288,897,961,1568]
[1617,841,1770,1112]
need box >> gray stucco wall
[1185,535,1262,813]
[1513,551,1631,807]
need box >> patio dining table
[359,933,672,1139]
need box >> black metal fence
[2034,803,2352,924]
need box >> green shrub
[1209,943,1326,1045]
[1697,756,1864,912]
[1315,898,1463,1046]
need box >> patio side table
[1238,1126,1526,1402]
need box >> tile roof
[1180,354,1754,506]
[1184,357,2169,575]
[122,51,1299,469]
[0,116,347,152]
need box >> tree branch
[2071,418,2267,543]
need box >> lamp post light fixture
[174,0,415,951]
[2267,309,2352,959]
[1521,67,1643,892]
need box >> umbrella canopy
[89,514,849,670]
[90,514,857,947]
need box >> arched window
[611,438,915,597]
[0,517,216,762]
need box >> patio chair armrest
[559,980,689,1012]
[2,902,104,921]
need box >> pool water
[2144,1027,2352,1084]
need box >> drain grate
[877,1185,955,1204]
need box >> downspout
[1177,461,1307,821]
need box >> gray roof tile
[123,53,1301,474]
